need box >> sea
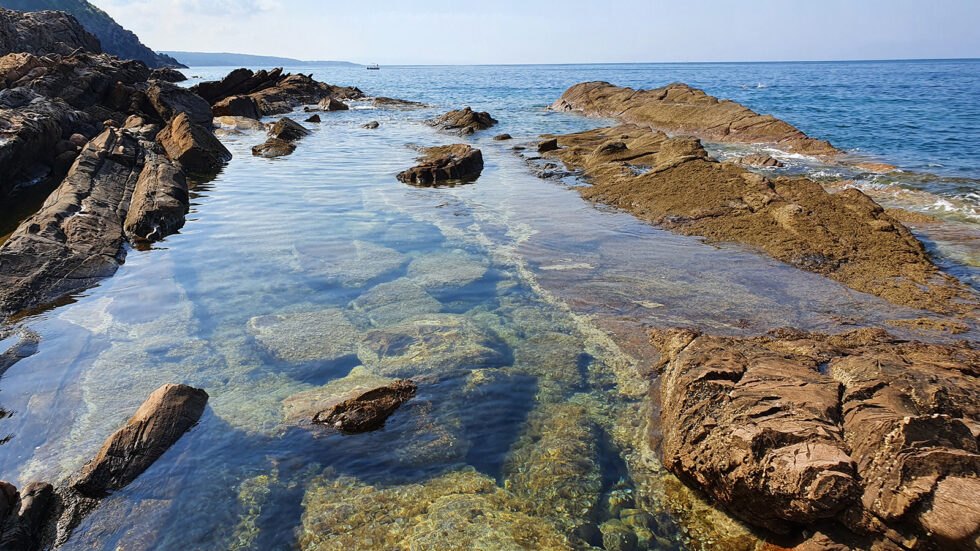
[0,59,977,549]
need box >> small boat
[366,63,380,70]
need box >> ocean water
[0,61,977,550]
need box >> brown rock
[0,481,54,551]
[149,67,187,83]
[123,153,188,242]
[731,153,783,167]
[191,68,362,117]
[552,81,837,155]
[537,138,559,152]
[396,144,484,185]
[492,133,512,140]
[211,95,260,120]
[251,138,296,158]
[156,112,232,175]
[371,96,427,108]
[71,384,208,497]
[312,379,417,434]
[318,97,349,111]
[269,117,310,142]
[304,114,321,123]
[427,106,497,135]
[146,81,213,125]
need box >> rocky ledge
[536,124,979,316]
[650,327,980,550]
[552,81,837,156]
[396,144,484,185]
[0,8,101,58]
[426,106,497,135]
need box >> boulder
[312,379,417,434]
[396,144,484,185]
[211,95,260,119]
[537,138,559,152]
[304,114,321,123]
[251,138,295,158]
[71,384,208,497]
[0,481,54,551]
[371,96,427,108]
[269,117,310,142]
[731,153,783,167]
[149,67,187,83]
[427,106,497,135]
[0,8,101,57]
[146,81,213,125]
[361,120,379,129]
[317,97,348,111]
[493,133,512,141]
[156,112,232,174]
[123,153,189,242]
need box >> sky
[91,0,980,65]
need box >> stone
[211,95,260,119]
[192,68,362,117]
[251,138,296,158]
[493,133,512,140]
[312,379,417,434]
[149,67,187,82]
[294,239,406,287]
[427,106,497,135]
[269,117,310,142]
[396,144,484,185]
[361,120,379,129]
[71,384,208,498]
[123,153,188,242]
[731,152,783,167]
[0,8,101,57]
[348,278,441,327]
[0,481,54,551]
[406,248,489,291]
[371,96,427,108]
[246,308,359,364]
[156,112,232,175]
[215,116,265,132]
[600,520,637,551]
[146,81,213,125]
[317,97,348,111]
[537,138,559,152]
[552,81,837,155]
[304,114,321,123]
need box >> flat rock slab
[312,379,417,434]
[247,308,359,364]
[348,278,442,328]
[406,249,489,290]
[294,240,407,288]
[396,144,484,185]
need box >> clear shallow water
[0,62,977,549]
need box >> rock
[251,138,295,158]
[149,67,187,82]
[214,116,265,132]
[123,152,189,242]
[600,520,637,551]
[406,248,489,291]
[68,133,88,148]
[304,114,321,123]
[537,138,559,152]
[294,239,406,287]
[282,367,395,426]
[269,117,310,141]
[552,81,837,155]
[156,112,232,174]
[311,379,417,434]
[650,327,980,548]
[361,120,379,129]
[540,124,980,315]
[0,329,39,376]
[317,97,348,111]
[192,68,362,117]
[731,152,783,167]
[427,106,497,135]
[396,144,484,185]
[348,278,441,327]
[211,95,260,119]
[146,80,213,125]
[246,308,359,364]
[0,481,54,551]
[492,133,512,140]
[71,384,208,497]
[0,8,101,57]
[371,96,427,108]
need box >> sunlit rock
[246,308,359,364]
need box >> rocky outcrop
[149,67,186,82]
[537,124,979,315]
[493,133,512,141]
[252,117,309,158]
[552,81,836,155]
[156,112,231,175]
[427,106,497,135]
[251,138,295,158]
[0,8,101,57]
[396,144,484,185]
[371,96,427,109]
[317,97,348,111]
[304,114,321,123]
[312,379,417,434]
[191,67,362,118]
[123,150,188,242]
[650,328,980,549]
[0,481,54,550]
[211,95,260,119]
[145,80,213,126]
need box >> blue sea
[0,60,977,549]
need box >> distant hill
[162,51,360,68]
[0,0,184,68]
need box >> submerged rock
[0,329,39,377]
[396,144,484,185]
[312,379,417,434]
[405,248,489,292]
[650,327,980,548]
[247,308,359,364]
[348,278,441,327]
[294,240,407,287]
[361,120,379,129]
[731,152,783,167]
[427,106,497,135]
[156,111,232,175]
[371,96,427,109]
[552,81,837,155]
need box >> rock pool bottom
[0,102,971,550]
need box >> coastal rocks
[252,117,309,158]
[156,112,232,174]
[311,379,417,434]
[192,67,362,118]
[406,248,489,291]
[149,67,187,83]
[348,278,441,327]
[731,152,783,167]
[493,133,512,140]
[371,96,427,109]
[537,138,559,152]
[0,8,101,57]
[649,328,980,548]
[361,120,379,129]
[317,97,348,111]
[304,114,321,123]
[0,481,54,550]
[251,138,295,158]
[211,95,260,120]
[299,468,576,550]
[123,151,189,242]
[0,329,39,376]
[427,106,498,135]
[71,383,209,497]
[146,80,213,126]
[396,144,484,185]
[538,124,980,315]
[246,308,359,364]
[295,240,406,287]
[552,81,836,155]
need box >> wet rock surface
[317,97,348,111]
[0,8,101,57]
[0,481,54,551]
[552,81,837,155]
[396,144,484,185]
[427,106,497,135]
[156,111,231,175]
[191,67,362,117]
[312,379,417,434]
[123,143,189,242]
[731,152,783,167]
[252,117,309,158]
[371,96,427,109]
[539,124,980,315]
[650,327,980,549]
[247,308,359,364]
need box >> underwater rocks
[0,328,39,376]
[538,124,980,315]
[405,248,489,291]
[552,81,837,156]
[348,278,441,327]
[294,239,407,287]
[650,327,980,549]
[396,144,484,185]
[427,106,498,135]
[252,117,310,158]
[192,67,363,118]
[0,8,101,57]
[731,152,783,167]
[311,379,417,434]
[247,308,359,364]
[156,111,231,175]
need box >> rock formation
[371,96,427,109]
[149,67,186,82]
[311,379,417,434]
[650,328,980,549]
[552,81,836,155]
[427,106,497,135]
[252,117,310,158]
[317,97,348,111]
[192,67,362,119]
[0,8,101,57]
[537,124,980,315]
[396,144,484,185]
[156,111,232,174]
[731,152,783,167]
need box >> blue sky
[93,0,980,64]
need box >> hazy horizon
[90,0,980,66]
